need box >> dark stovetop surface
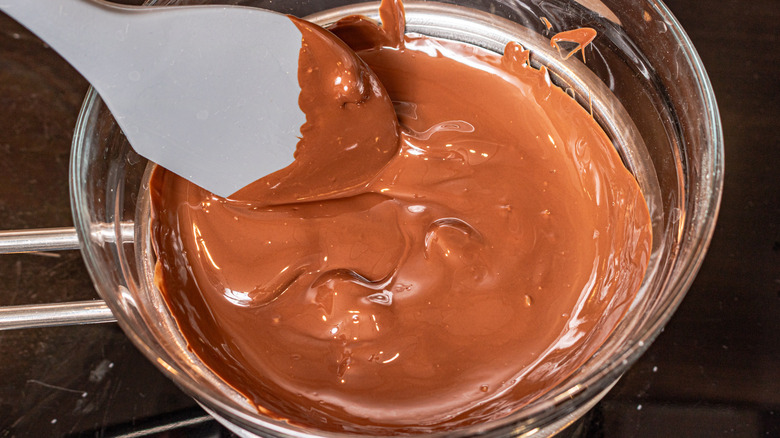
[1,0,777,436]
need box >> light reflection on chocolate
[149,0,652,433]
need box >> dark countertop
[0,0,777,436]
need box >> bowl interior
[69,0,722,436]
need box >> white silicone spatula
[1,0,306,197]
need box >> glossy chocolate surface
[149,0,650,432]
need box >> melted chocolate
[230,16,399,203]
[149,0,651,433]
[550,28,598,62]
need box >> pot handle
[0,227,116,330]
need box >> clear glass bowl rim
[68,0,724,436]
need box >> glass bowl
[69,0,723,436]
